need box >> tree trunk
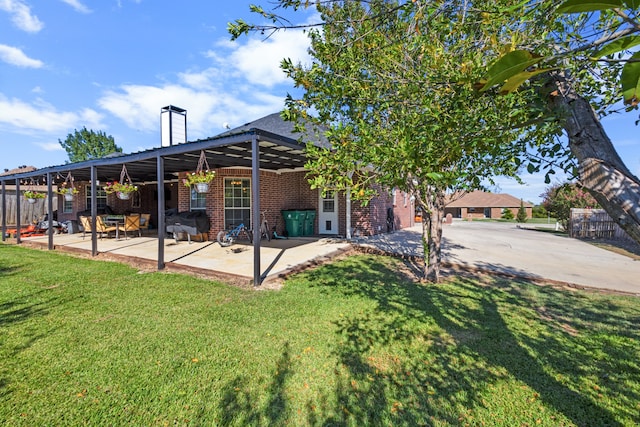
[547,71,640,243]
[419,189,445,282]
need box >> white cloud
[36,141,64,151]
[98,81,284,144]
[0,94,103,134]
[0,44,43,68]
[97,25,312,145]
[209,29,311,88]
[0,0,44,32]
[60,0,91,14]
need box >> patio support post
[90,166,98,256]
[252,134,261,286]
[1,181,6,242]
[47,173,54,250]
[157,154,165,270]
[15,179,21,244]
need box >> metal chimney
[160,105,187,147]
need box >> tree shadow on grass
[216,342,293,426]
[297,255,637,425]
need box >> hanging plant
[55,172,79,200]
[184,151,215,193]
[24,190,45,202]
[104,165,138,200]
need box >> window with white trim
[224,178,251,229]
[190,188,206,210]
[86,185,107,211]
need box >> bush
[502,208,515,220]
[541,183,599,230]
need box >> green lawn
[1,244,639,426]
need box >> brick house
[4,112,414,241]
[444,190,533,220]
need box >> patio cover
[0,117,320,286]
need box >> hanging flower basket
[55,172,79,201]
[56,187,79,201]
[104,165,138,200]
[24,190,45,204]
[195,182,210,193]
[184,151,215,193]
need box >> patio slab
[19,232,352,286]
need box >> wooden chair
[138,213,151,234]
[79,215,92,239]
[123,215,141,238]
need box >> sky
[1,0,638,204]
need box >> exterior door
[318,191,339,234]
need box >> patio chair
[123,215,141,238]
[79,215,118,239]
[138,213,151,234]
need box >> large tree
[59,127,122,163]
[231,0,640,259]
[232,0,545,282]
[476,0,640,242]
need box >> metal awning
[0,128,308,184]
[1,128,312,287]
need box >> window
[322,191,335,213]
[86,185,107,211]
[62,197,73,213]
[190,188,206,210]
[224,178,251,229]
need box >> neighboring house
[444,191,532,219]
[1,112,414,240]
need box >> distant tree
[59,127,122,163]
[541,183,599,231]
[516,199,528,223]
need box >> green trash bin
[303,210,316,236]
[282,210,305,237]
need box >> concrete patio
[19,231,352,287]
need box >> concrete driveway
[353,221,640,295]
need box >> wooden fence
[0,193,57,226]
[569,208,633,242]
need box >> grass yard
[1,244,639,426]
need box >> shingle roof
[218,112,330,148]
[1,165,37,176]
[446,191,532,208]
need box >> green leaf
[591,35,640,59]
[499,68,557,94]
[623,0,640,8]
[556,0,623,13]
[480,50,544,92]
[621,51,640,105]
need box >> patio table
[104,215,125,239]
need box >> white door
[318,191,339,234]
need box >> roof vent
[160,105,187,147]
